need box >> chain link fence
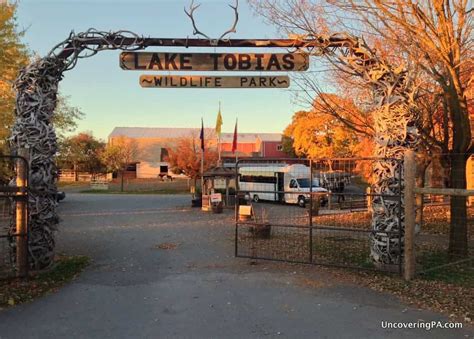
[235,158,403,273]
[415,195,473,284]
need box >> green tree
[57,132,105,174]
[53,95,85,139]
[0,3,83,157]
[101,136,138,192]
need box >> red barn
[220,133,286,158]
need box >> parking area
[0,194,471,338]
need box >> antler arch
[11,29,419,269]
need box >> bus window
[289,179,298,188]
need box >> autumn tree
[250,0,473,257]
[101,136,138,192]
[0,2,29,155]
[166,133,218,190]
[284,94,372,168]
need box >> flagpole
[218,102,221,165]
[233,118,238,165]
[218,135,221,166]
[200,118,204,191]
[236,118,238,164]
[201,150,204,188]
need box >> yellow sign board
[140,75,290,88]
[121,52,308,72]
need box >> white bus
[238,164,328,207]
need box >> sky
[15,0,313,140]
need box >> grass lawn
[79,189,189,194]
[313,235,375,269]
[0,255,89,309]
[416,249,474,287]
[59,178,191,194]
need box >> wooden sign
[214,178,226,189]
[121,52,308,72]
[140,75,290,88]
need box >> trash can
[211,201,223,214]
[191,197,202,208]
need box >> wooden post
[73,163,78,182]
[225,177,229,207]
[16,148,29,278]
[404,150,416,281]
[366,187,372,209]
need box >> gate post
[16,148,29,278]
[309,160,314,263]
[404,150,416,281]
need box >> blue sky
[15,0,312,140]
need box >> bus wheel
[298,196,306,208]
[253,194,260,203]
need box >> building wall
[220,142,257,154]
[220,140,286,158]
[109,130,287,178]
[109,136,175,162]
[136,161,170,179]
[261,141,286,158]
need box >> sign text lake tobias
[120,52,309,72]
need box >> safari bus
[238,164,328,207]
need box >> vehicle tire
[297,196,306,208]
[253,194,260,203]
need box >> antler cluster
[185,0,239,45]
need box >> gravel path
[0,194,471,338]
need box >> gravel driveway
[0,194,471,338]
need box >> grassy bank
[0,255,90,309]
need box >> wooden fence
[404,150,474,281]
[58,171,112,182]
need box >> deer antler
[184,0,212,41]
[218,0,239,42]
[184,0,239,45]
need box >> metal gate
[235,157,403,273]
[1,155,29,279]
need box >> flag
[215,103,223,136]
[200,118,205,151]
[232,119,238,154]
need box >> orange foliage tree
[166,133,218,185]
[284,95,373,170]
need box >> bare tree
[249,0,473,257]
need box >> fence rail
[404,150,473,281]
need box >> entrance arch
[11,29,419,269]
